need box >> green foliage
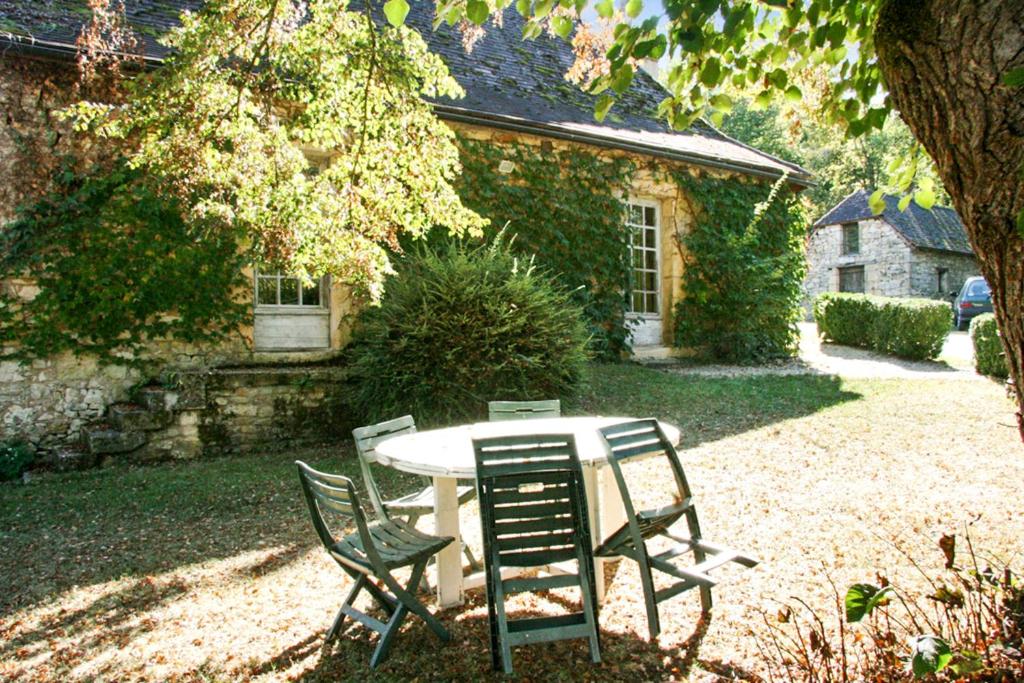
[672,173,806,362]
[718,98,950,221]
[814,293,951,361]
[454,136,635,359]
[0,441,33,482]
[0,162,248,363]
[63,0,484,299]
[971,314,1008,379]
[812,293,877,348]
[845,583,892,623]
[347,237,590,427]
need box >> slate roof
[0,1,811,184]
[814,189,974,255]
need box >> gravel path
[663,322,982,380]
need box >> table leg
[433,475,463,608]
[581,465,605,604]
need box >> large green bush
[814,293,951,361]
[971,313,1009,378]
[672,173,807,363]
[347,238,591,426]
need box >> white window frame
[625,199,661,318]
[254,270,329,314]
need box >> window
[838,266,865,293]
[841,222,859,255]
[936,267,947,293]
[255,271,325,308]
[625,201,659,315]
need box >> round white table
[373,416,681,608]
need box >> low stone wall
[0,354,144,452]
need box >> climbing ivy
[0,161,250,364]
[672,172,807,362]
[455,136,635,358]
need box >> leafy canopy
[66,0,485,298]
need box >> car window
[966,280,991,298]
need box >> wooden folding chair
[487,399,561,421]
[596,419,759,640]
[473,433,601,674]
[353,416,480,572]
[295,461,454,668]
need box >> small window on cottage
[838,265,865,293]
[841,222,859,255]
[255,271,325,308]
[936,267,947,293]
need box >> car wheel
[956,313,967,331]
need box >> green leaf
[1002,67,1024,87]
[595,0,614,18]
[898,194,912,211]
[699,58,721,87]
[594,93,614,122]
[550,15,573,38]
[710,93,733,113]
[784,85,802,102]
[611,64,634,94]
[910,635,952,678]
[382,0,410,27]
[914,188,936,210]
[466,0,490,24]
[948,650,984,676]
[533,0,554,18]
[516,0,531,15]
[845,583,892,623]
[625,0,642,18]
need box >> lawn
[1,364,1021,681]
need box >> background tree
[427,0,1024,439]
[68,0,485,300]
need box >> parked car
[951,276,993,330]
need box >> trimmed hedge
[813,293,951,361]
[970,313,1009,378]
[0,441,33,482]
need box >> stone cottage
[804,189,978,310]
[0,1,810,461]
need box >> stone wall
[804,218,981,313]
[803,218,912,312]
[909,250,980,299]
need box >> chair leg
[326,574,366,644]
[463,542,482,572]
[639,562,662,640]
[382,560,451,643]
[370,603,409,669]
[699,584,713,614]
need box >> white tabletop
[372,416,681,478]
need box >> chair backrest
[296,460,385,573]
[473,433,593,568]
[352,416,417,519]
[598,419,696,539]
[487,400,561,422]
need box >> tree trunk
[876,0,1024,440]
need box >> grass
[1,363,1020,681]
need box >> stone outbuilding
[804,189,979,312]
[0,1,810,459]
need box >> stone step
[36,447,96,472]
[83,428,147,456]
[108,403,172,432]
[137,386,178,412]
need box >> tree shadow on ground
[577,364,861,450]
[222,589,762,682]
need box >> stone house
[0,1,810,461]
[804,189,978,311]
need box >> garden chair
[294,461,453,668]
[487,399,561,421]
[352,416,480,572]
[473,433,601,674]
[596,419,759,640]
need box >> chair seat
[384,484,476,517]
[333,519,454,570]
[595,505,687,557]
